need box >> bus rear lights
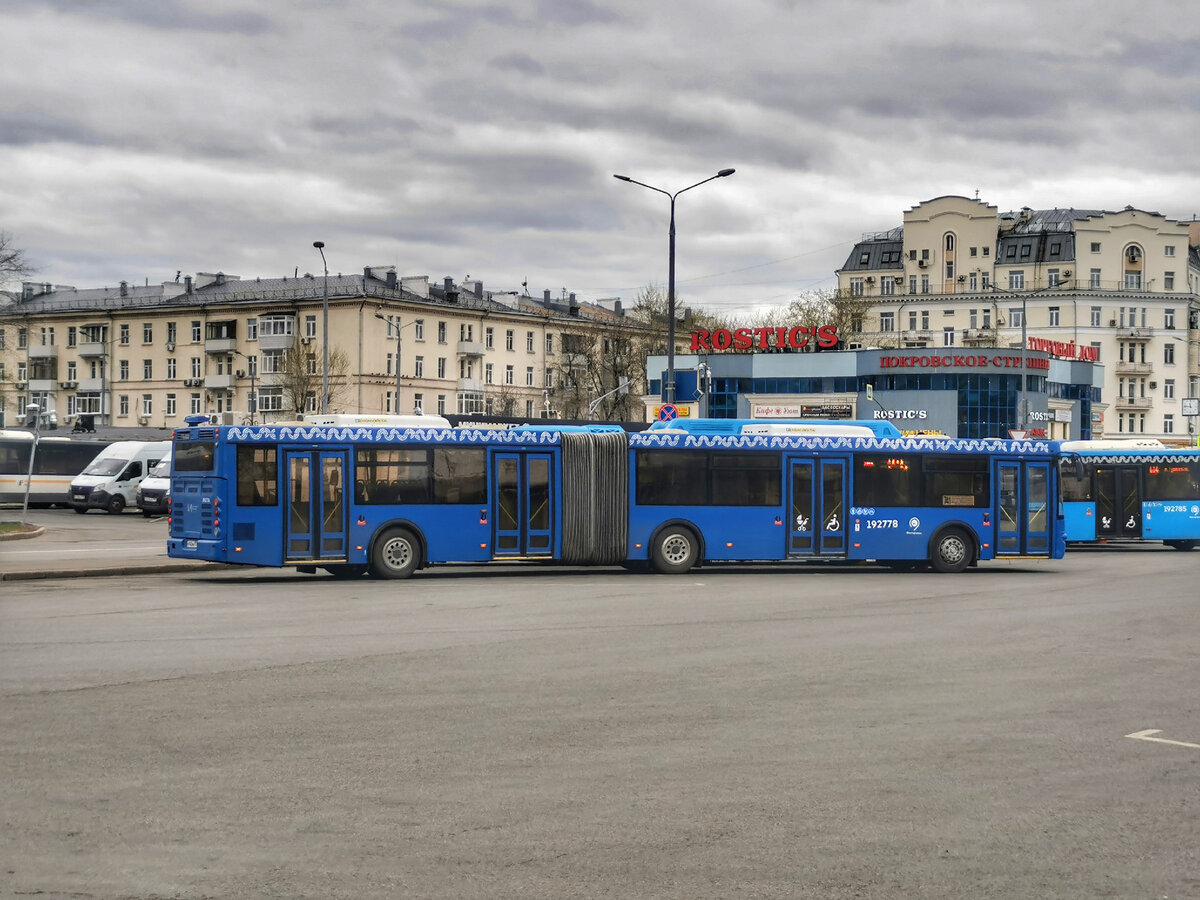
[480,543,487,548]
[725,542,734,548]
[234,547,242,553]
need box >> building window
[1164,272,1175,290]
[1091,242,1101,253]
[526,332,535,353]
[437,358,446,379]
[506,330,514,351]
[258,315,293,336]
[460,323,473,341]
[525,366,534,386]
[260,350,283,374]
[1165,343,1175,365]
[119,360,129,380]
[1009,308,1024,328]
[67,326,77,347]
[191,320,202,342]
[1165,245,1175,257]
[1165,309,1176,329]
[142,323,153,343]
[1009,271,1025,290]
[1125,272,1142,290]
[413,393,423,413]
[1164,415,1175,434]
[142,394,153,417]
[943,327,955,347]
[545,333,554,354]
[485,327,494,349]
[879,312,895,332]
[119,395,129,416]
[1090,306,1101,327]
[1047,269,1060,287]
[882,277,896,296]
[167,358,177,379]
[436,322,446,343]
[505,364,514,385]
[120,324,130,345]
[191,356,202,378]
[166,394,177,416]
[485,363,493,384]
[437,395,446,415]
[246,318,257,341]
[850,277,864,297]
[414,356,424,377]
[1164,379,1175,399]
[1090,269,1101,289]
[305,315,317,338]
[413,319,424,340]
[1049,307,1060,327]
[920,275,930,293]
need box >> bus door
[491,452,554,559]
[284,449,349,562]
[995,460,1051,556]
[786,457,848,558]
[1094,465,1142,538]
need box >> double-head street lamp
[613,168,735,405]
[312,241,329,414]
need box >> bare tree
[0,231,34,289]
[275,343,350,416]
[552,311,656,421]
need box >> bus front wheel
[930,528,972,574]
[370,528,420,579]
[651,526,699,575]
[1166,540,1197,551]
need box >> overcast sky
[2,0,1199,317]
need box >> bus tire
[1166,540,1197,551]
[650,526,699,575]
[370,528,420,579]
[106,495,125,515]
[930,527,972,574]
[73,507,88,515]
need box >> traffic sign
[1009,429,1029,440]
[657,403,679,422]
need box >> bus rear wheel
[651,526,699,575]
[1166,540,1197,551]
[930,527,972,574]
[324,564,369,579]
[370,528,420,579]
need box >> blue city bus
[166,415,1069,577]
[1059,440,1200,550]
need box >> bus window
[922,455,989,508]
[635,451,708,506]
[710,453,781,506]
[432,448,486,504]
[855,455,921,507]
[236,445,277,506]
[1145,463,1200,501]
[175,441,216,472]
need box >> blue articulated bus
[166,414,1068,577]
[1059,440,1200,550]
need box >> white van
[135,449,173,518]
[68,440,171,514]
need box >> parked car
[136,451,172,517]
[68,441,171,514]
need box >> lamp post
[21,403,42,524]
[613,167,735,405]
[991,282,1065,435]
[373,308,408,413]
[313,241,329,414]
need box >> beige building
[838,196,1200,442]
[0,268,643,429]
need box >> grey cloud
[0,112,106,147]
[0,0,275,34]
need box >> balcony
[204,373,235,390]
[457,340,484,357]
[902,330,934,341]
[1115,327,1153,341]
[28,379,56,393]
[205,337,238,354]
[27,345,58,360]
[259,333,297,352]
[456,377,484,393]
[1114,396,1152,409]
[79,378,104,392]
[78,341,107,357]
[1115,361,1152,375]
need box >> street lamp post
[373,308,405,413]
[313,241,329,414]
[613,168,735,405]
[21,403,42,524]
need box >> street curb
[0,525,46,541]
[0,563,223,582]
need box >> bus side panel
[850,508,990,561]
[1063,502,1098,541]
[360,505,492,564]
[1142,500,1200,540]
[168,477,235,564]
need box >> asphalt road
[2,538,1199,899]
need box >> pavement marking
[1125,729,1200,750]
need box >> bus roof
[303,414,453,428]
[647,419,904,438]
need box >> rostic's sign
[690,325,839,351]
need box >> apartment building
[837,196,1200,442]
[0,267,641,428]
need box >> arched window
[945,234,955,252]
